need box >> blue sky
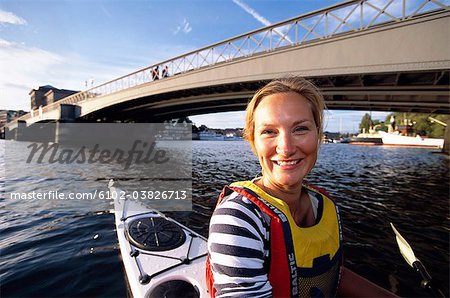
[0,0,403,132]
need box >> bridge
[6,0,450,128]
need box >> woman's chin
[272,176,304,189]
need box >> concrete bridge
[6,0,450,128]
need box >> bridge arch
[7,0,450,126]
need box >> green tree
[429,114,449,137]
[385,113,448,138]
[359,113,372,133]
[373,121,388,132]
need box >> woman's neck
[255,177,315,227]
[256,177,301,208]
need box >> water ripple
[0,141,448,297]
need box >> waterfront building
[0,109,27,138]
[29,85,79,110]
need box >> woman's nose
[276,132,295,156]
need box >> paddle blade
[390,223,418,268]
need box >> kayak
[109,180,209,298]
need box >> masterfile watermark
[9,189,188,201]
[5,123,193,211]
[5,123,191,177]
[25,140,169,170]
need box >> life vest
[206,181,342,298]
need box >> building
[30,85,54,109]
[0,110,27,124]
[29,85,79,110]
[0,109,27,138]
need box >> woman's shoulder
[215,182,264,217]
[217,181,261,206]
[210,198,268,238]
[212,182,270,235]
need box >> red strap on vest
[230,186,293,297]
[205,255,216,297]
[205,185,293,297]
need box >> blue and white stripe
[208,193,272,297]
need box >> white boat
[198,131,224,141]
[224,133,242,141]
[378,131,444,148]
[349,132,383,146]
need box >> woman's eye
[261,129,275,135]
[294,126,309,133]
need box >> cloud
[183,19,192,33]
[173,18,192,35]
[0,38,136,110]
[0,10,27,25]
[324,0,405,34]
[0,38,64,110]
[189,110,390,132]
[100,6,112,18]
[324,110,390,132]
[232,0,292,44]
[0,36,198,111]
[190,111,246,129]
[232,0,271,27]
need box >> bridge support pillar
[59,104,81,121]
[443,120,450,155]
[54,121,71,144]
[54,104,81,144]
[54,121,61,144]
[15,120,27,141]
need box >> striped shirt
[207,190,272,298]
[208,186,322,298]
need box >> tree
[359,113,372,133]
[385,113,448,138]
[373,121,388,132]
[428,114,449,137]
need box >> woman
[206,77,396,297]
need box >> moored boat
[349,132,383,146]
[378,131,444,148]
[198,131,224,140]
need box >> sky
[0,0,427,133]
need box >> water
[1,140,449,297]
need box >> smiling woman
[206,77,397,297]
[252,89,320,198]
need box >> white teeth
[276,160,298,166]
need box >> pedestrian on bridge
[152,66,160,80]
[162,65,169,78]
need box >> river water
[1,140,448,297]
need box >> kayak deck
[109,180,208,298]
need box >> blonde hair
[243,76,325,153]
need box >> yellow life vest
[227,181,343,297]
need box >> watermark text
[26,140,169,170]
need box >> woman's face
[253,92,319,191]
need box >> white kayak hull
[109,180,209,298]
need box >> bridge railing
[17,0,449,122]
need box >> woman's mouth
[274,159,300,166]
